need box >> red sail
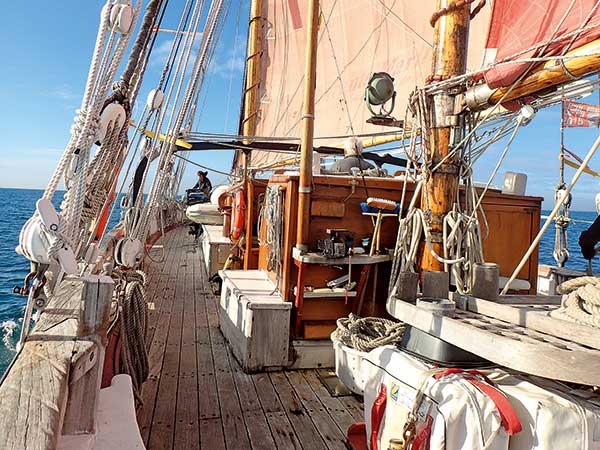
[483,0,600,88]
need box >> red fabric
[346,423,369,450]
[411,415,433,450]
[370,384,387,450]
[468,378,523,436]
[484,0,600,88]
[434,369,522,436]
[287,0,303,30]
[101,326,122,388]
[563,99,600,127]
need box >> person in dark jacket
[580,215,600,259]
[193,170,212,196]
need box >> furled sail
[483,0,600,88]
[244,0,491,170]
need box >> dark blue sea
[0,187,596,375]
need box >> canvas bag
[363,346,521,450]
[489,372,600,450]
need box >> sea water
[0,187,597,375]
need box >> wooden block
[303,321,337,340]
[311,199,346,217]
[302,299,351,321]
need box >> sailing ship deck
[137,226,364,450]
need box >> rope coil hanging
[113,269,149,406]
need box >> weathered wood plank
[286,371,347,450]
[138,230,185,445]
[0,279,82,450]
[388,298,600,385]
[195,247,220,422]
[174,247,200,450]
[199,418,226,450]
[63,275,114,434]
[147,247,188,450]
[251,373,303,450]
[269,371,327,450]
[211,337,251,448]
[302,370,356,434]
[459,294,600,351]
[226,347,277,449]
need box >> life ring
[231,190,246,240]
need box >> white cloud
[50,84,79,101]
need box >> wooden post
[296,0,319,251]
[63,275,114,435]
[240,0,263,265]
[420,0,470,272]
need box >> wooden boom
[466,37,600,110]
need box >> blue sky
[0,1,247,192]
[1,1,600,210]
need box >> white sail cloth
[246,0,491,170]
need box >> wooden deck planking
[137,226,365,450]
[138,230,185,445]
[147,238,188,450]
[174,245,200,450]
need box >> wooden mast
[296,0,320,251]
[241,0,263,268]
[420,0,471,272]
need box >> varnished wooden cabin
[220,174,542,342]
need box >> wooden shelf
[292,247,392,265]
[293,287,357,298]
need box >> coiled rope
[114,269,149,405]
[331,314,406,352]
[552,277,600,328]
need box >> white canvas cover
[363,346,511,450]
[490,372,600,450]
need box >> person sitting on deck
[330,137,374,173]
[193,170,212,196]
[579,215,600,262]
